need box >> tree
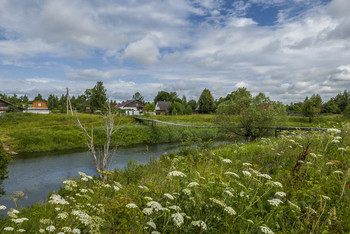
[154,91,171,104]
[216,89,285,139]
[47,94,59,110]
[34,93,44,102]
[343,105,350,117]
[144,103,155,112]
[198,88,215,113]
[0,142,11,195]
[302,94,322,122]
[90,81,107,112]
[184,105,193,115]
[171,102,184,115]
[132,92,144,103]
[187,100,197,111]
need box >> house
[24,101,50,114]
[154,101,171,115]
[114,100,145,115]
[0,99,24,114]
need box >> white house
[114,100,145,115]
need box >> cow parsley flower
[224,171,240,178]
[268,198,283,207]
[224,206,236,215]
[113,186,120,191]
[333,170,343,174]
[4,227,14,231]
[321,195,331,200]
[182,188,191,196]
[169,205,181,211]
[222,159,232,163]
[126,203,138,209]
[143,208,153,215]
[46,225,56,232]
[331,139,340,143]
[209,198,226,207]
[49,194,69,205]
[260,225,275,234]
[327,128,341,134]
[191,220,207,230]
[275,192,286,197]
[168,171,187,178]
[144,196,153,201]
[243,163,252,166]
[147,201,163,211]
[188,182,199,187]
[0,205,6,210]
[147,220,157,229]
[224,190,234,197]
[164,193,174,200]
[258,174,272,180]
[17,229,26,233]
[57,212,68,219]
[62,227,72,232]
[242,170,252,177]
[138,185,149,191]
[72,228,81,234]
[272,181,283,188]
[171,213,184,227]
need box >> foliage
[1,129,350,233]
[217,90,285,139]
[154,91,178,104]
[198,88,215,114]
[0,141,11,196]
[302,94,322,123]
[132,92,145,103]
[343,104,350,118]
[144,103,155,112]
[89,81,107,112]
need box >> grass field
[0,125,349,233]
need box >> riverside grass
[1,125,350,233]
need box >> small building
[154,101,171,115]
[0,99,24,114]
[114,100,145,115]
[25,101,50,114]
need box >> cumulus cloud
[124,37,160,65]
[67,69,113,81]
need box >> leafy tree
[90,81,107,112]
[34,93,44,102]
[322,100,341,114]
[181,95,187,105]
[171,102,184,115]
[343,105,350,118]
[132,92,144,103]
[184,105,193,115]
[0,142,11,195]
[287,102,303,113]
[187,99,197,111]
[302,95,322,122]
[47,94,59,110]
[144,103,155,112]
[154,91,171,104]
[198,88,215,113]
[216,89,285,139]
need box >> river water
[0,142,183,212]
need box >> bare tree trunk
[76,102,118,181]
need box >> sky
[0,0,350,103]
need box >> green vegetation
[1,124,350,232]
[0,142,11,195]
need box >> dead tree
[76,102,119,181]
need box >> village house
[114,100,145,115]
[24,101,50,114]
[154,101,171,115]
[0,99,24,114]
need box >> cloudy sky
[0,0,349,103]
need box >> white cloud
[67,69,113,81]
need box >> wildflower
[334,136,342,140]
[275,192,286,197]
[188,182,199,187]
[171,213,184,227]
[298,160,304,164]
[168,171,187,178]
[71,210,91,226]
[268,198,283,207]
[242,170,252,177]
[191,220,207,230]
[327,128,341,134]
[39,228,45,233]
[72,228,81,234]
[222,159,232,163]
[331,139,340,143]
[209,198,226,207]
[3,227,14,231]
[81,177,88,181]
[62,227,72,232]
[224,171,240,178]
[40,218,51,224]
[12,218,28,223]
[104,184,111,188]
[338,147,346,151]
[224,190,234,197]
[333,170,343,174]
[243,163,252,166]
[126,203,138,209]
[49,194,69,205]
[260,225,275,234]
[80,189,87,193]
[55,207,60,211]
[164,193,174,200]
[309,153,317,158]
[147,220,157,229]
[289,139,295,143]
[147,201,163,211]
[326,162,334,165]
[143,208,153,215]
[57,212,68,219]
[0,205,6,210]
[18,229,26,233]
[321,195,331,200]
[7,209,20,218]
[113,186,120,191]
[138,185,149,191]
[272,181,283,188]
[224,206,236,215]
[63,180,77,187]
[169,205,181,211]
[151,231,161,234]
[78,171,92,180]
[258,174,272,180]
[46,225,56,232]
[182,188,191,196]
[246,219,254,224]
[306,162,312,165]
[144,196,153,201]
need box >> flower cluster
[168,171,187,178]
[171,213,184,227]
[191,220,207,230]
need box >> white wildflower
[4,227,14,231]
[139,185,149,191]
[143,208,153,215]
[188,182,199,187]
[326,162,335,165]
[49,194,69,205]
[71,210,91,226]
[243,163,252,166]
[46,225,56,232]
[338,147,346,151]
[144,196,153,201]
[57,212,68,219]
[222,159,232,163]
[191,220,207,230]
[0,205,6,210]
[151,232,161,234]
[331,139,340,143]
[55,207,60,211]
[147,201,163,211]
[258,174,272,180]
[210,198,226,207]
[126,203,138,209]
[333,170,344,174]
[268,198,283,207]
[63,180,77,187]
[242,170,252,177]
[275,192,286,197]
[224,171,240,178]
[272,181,283,188]
[260,225,275,234]
[298,160,304,164]
[182,188,191,196]
[168,171,187,178]
[81,177,88,181]
[334,136,342,140]
[171,213,184,227]
[18,229,26,233]
[40,218,51,224]
[113,186,120,191]
[104,184,111,188]
[309,153,317,158]
[147,220,157,229]
[62,227,72,232]
[72,228,81,234]
[80,189,87,193]
[327,128,341,134]
[224,206,236,215]
[224,190,234,197]
[164,193,174,200]
[306,162,312,165]
[169,205,181,211]
[321,195,331,200]
[39,228,45,233]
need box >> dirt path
[2,143,18,155]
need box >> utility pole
[66,88,73,116]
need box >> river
[0,142,184,212]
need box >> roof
[0,99,24,111]
[156,101,171,111]
[31,101,48,108]
[115,100,144,109]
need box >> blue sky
[0,0,349,103]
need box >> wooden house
[24,101,50,114]
[0,99,24,114]
[154,101,171,115]
[114,100,145,115]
